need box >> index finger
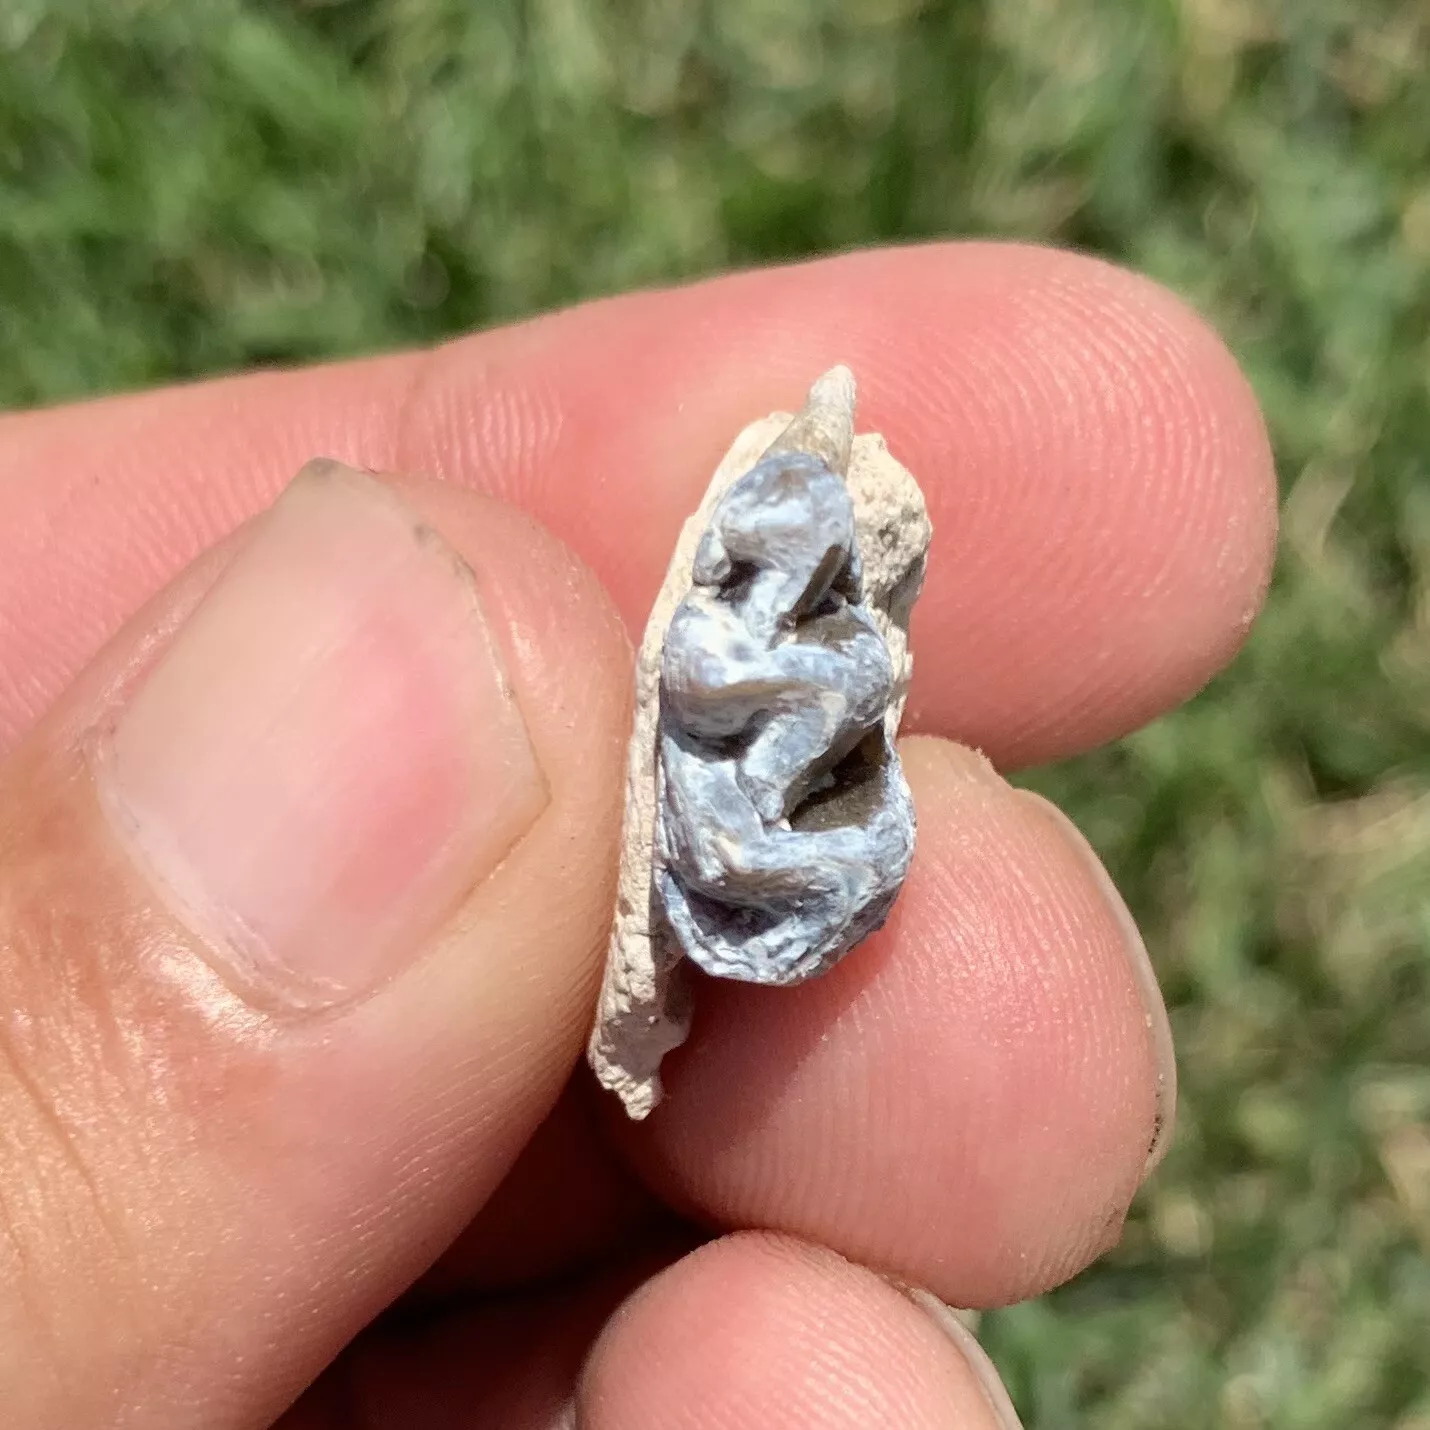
[0,242,1276,761]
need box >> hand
[0,244,1276,1428]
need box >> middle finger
[422,737,1174,1310]
[621,736,1173,1309]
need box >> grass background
[3,1,1429,1424]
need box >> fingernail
[99,460,547,1009]
[1015,790,1177,1174]
[901,1289,1023,1428]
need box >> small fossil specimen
[588,367,931,1119]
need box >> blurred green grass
[3,1,1428,1424]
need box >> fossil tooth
[759,362,856,474]
[587,368,931,1119]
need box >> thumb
[0,463,630,1427]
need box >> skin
[0,243,1277,1427]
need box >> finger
[622,738,1176,1309]
[0,243,1276,763]
[289,1256,661,1430]
[278,1282,616,1430]
[411,1075,671,1299]
[298,1235,1020,1430]
[579,1233,1021,1429]
[0,465,629,1427]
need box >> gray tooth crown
[656,448,916,984]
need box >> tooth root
[761,365,856,476]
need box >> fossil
[588,367,931,1119]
